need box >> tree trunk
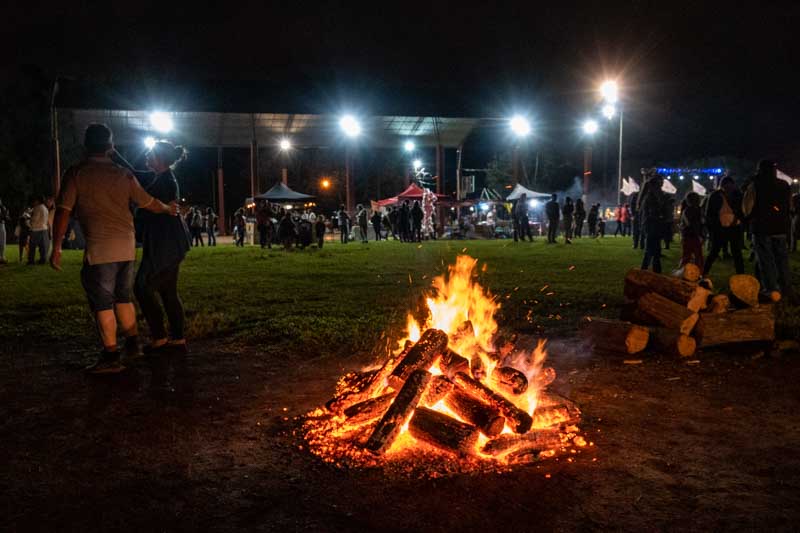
[581,318,650,354]
[729,274,760,308]
[365,369,431,455]
[343,393,396,426]
[443,389,506,436]
[490,366,528,395]
[408,407,481,457]
[637,292,699,335]
[388,329,448,389]
[709,294,731,314]
[624,268,711,312]
[452,372,533,434]
[695,306,775,348]
[650,327,696,357]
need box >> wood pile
[583,268,775,358]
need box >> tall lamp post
[510,115,532,184]
[339,115,361,214]
[582,119,599,203]
[279,138,291,185]
[600,80,623,204]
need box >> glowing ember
[303,255,584,473]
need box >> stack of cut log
[322,324,578,461]
[582,268,775,358]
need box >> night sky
[4,2,800,169]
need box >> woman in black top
[117,141,191,352]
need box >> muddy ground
[3,339,800,532]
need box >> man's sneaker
[86,352,125,374]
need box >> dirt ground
[3,338,800,532]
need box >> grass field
[2,237,799,357]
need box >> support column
[281,167,288,185]
[582,145,593,204]
[217,147,226,235]
[345,148,354,214]
[250,114,258,197]
[512,145,520,184]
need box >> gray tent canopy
[505,183,551,201]
[254,182,315,202]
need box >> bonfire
[303,256,587,472]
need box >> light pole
[510,115,532,184]
[279,138,291,185]
[339,115,361,213]
[582,120,599,204]
[600,80,624,204]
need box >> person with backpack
[742,160,793,301]
[545,194,560,244]
[679,192,705,271]
[704,176,745,276]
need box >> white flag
[692,180,707,195]
[629,178,640,193]
[661,179,677,194]
[777,169,793,185]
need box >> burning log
[624,268,711,312]
[496,332,519,358]
[649,327,697,357]
[388,329,448,389]
[408,407,481,457]
[420,375,454,406]
[490,366,528,395]
[343,393,396,426]
[366,369,432,455]
[452,372,533,434]
[695,306,775,348]
[481,430,565,458]
[440,349,470,379]
[709,294,731,314]
[581,318,650,355]
[531,367,556,389]
[456,320,475,339]
[443,389,506,437]
[470,354,486,380]
[531,404,580,428]
[637,292,699,335]
[729,274,760,308]
[674,263,701,283]
[335,369,380,396]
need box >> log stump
[695,306,775,348]
[650,327,697,357]
[729,274,760,308]
[581,318,650,355]
[709,294,731,314]
[624,268,711,312]
[637,292,699,335]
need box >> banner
[661,179,677,194]
[692,180,707,195]
[621,178,639,196]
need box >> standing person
[315,215,326,248]
[514,195,533,242]
[742,160,793,301]
[50,124,179,372]
[28,196,50,265]
[371,209,383,241]
[562,197,574,244]
[630,192,643,249]
[337,205,350,244]
[233,208,246,247]
[637,174,667,273]
[587,203,599,238]
[598,217,606,237]
[0,198,8,264]
[256,201,272,249]
[388,206,399,240]
[613,204,624,236]
[355,204,369,243]
[411,200,423,242]
[545,193,560,244]
[574,198,586,238]
[124,141,192,354]
[678,192,704,271]
[622,203,632,237]
[190,207,204,247]
[704,176,745,276]
[205,207,217,246]
[399,201,411,242]
[16,210,31,262]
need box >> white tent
[506,183,551,201]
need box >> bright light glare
[479,203,490,212]
[600,80,619,103]
[321,178,331,189]
[413,159,422,170]
[280,139,291,150]
[528,199,539,208]
[510,115,531,137]
[149,112,173,133]
[583,120,599,135]
[404,140,415,152]
[666,175,672,180]
[602,105,616,119]
[693,175,699,180]
[144,136,156,149]
[339,115,361,137]
[679,175,685,180]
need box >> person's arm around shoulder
[128,172,178,215]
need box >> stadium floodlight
[602,104,616,119]
[510,115,532,137]
[413,159,422,170]
[280,138,291,150]
[339,115,361,138]
[600,80,619,103]
[404,140,415,152]
[149,112,173,133]
[144,136,156,149]
[583,119,599,135]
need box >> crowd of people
[334,200,433,244]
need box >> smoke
[552,176,584,203]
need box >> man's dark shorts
[80,261,135,312]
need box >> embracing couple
[51,123,192,373]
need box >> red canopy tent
[374,182,450,208]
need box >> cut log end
[582,318,650,355]
[729,274,760,308]
[674,263,701,282]
[709,294,730,314]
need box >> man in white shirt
[27,195,50,265]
